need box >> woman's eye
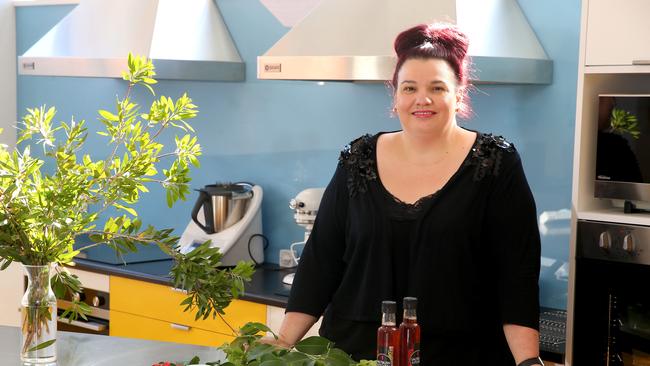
[432,86,446,92]
[402,86,415,92]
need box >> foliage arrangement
[610,107,640,139]
[0,54,254,352]
[154,322,377,366]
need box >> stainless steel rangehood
[18,0,244,81]
[258,0,552,84]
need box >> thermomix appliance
[178,182,264,266]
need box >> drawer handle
[170,287,188,295]
[170,323,191,331]
[632,60,650,65]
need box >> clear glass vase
[21,264,57,366]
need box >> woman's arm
[274,312,318,347]
[503,324,540,364]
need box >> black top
[286,131,541,365]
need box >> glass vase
[21,264,57,366]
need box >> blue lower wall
[15,0,581,309]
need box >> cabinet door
[110,276,266,336]
[585,0,650,66]
[0,262,24,327]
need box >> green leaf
[294,337,333,356]
[240,322,273,336]
[98,110,119,122]
[0,259,12,270]
[247,344,276,362]
[27,339,56,352]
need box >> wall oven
[573,220,650,365]
[56,287,110,335]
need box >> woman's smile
[412,110,436,119]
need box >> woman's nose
[416,94,432,105]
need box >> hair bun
[394,23,469,61]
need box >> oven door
[574,258,650,366]
[574,220,650,366]
[56,288,110,336]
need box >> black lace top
[287,130,540,365]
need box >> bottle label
[409,348,420,365]
[377,346,394,366]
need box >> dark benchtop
[72,258,295,308]
[71,257,566,361]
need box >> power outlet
[279,249,294,268]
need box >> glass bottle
[399,297,420,366]
[377,300,400,366]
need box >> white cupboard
[585,0,650,66]
[0,262,24,327]
[567,1,650,365]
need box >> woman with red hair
[275,23,543,366]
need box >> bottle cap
[403,297,417,310]
[381,300,396,313]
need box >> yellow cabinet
[110,310,233,347]
[110,275,266,346]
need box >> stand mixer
[282,187,325,286]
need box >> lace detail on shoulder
[464,133,516,181]
[338,134,377,197]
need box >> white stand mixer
[282,187,325,286]
[178,184,264,267]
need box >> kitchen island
[0,325,222,366]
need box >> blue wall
[15,0,581,309]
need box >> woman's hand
[258,335,293,349]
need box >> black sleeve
[285,164,349,317]
[485,150,541,330]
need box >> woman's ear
[455,88,464,111]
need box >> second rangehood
[18,0,244,81]
[258,0,552,84]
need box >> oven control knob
[92,296,105,307]
[623,234,636,254]
[72,292,86,302]
[599,231,612,250]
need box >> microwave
[595,94,650,204]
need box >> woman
[276,23,543,366]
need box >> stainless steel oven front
[574,220,650,365]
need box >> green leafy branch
[610,107,641,139]
[0,53,254,330]
[168,322,377,366]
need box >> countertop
[72,258,294,308]
[0,325,221,366]
[71,257,565,362]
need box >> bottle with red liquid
[377,301,400,366]
[399,297,421,366]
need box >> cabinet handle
[170,287,188,294]
[170,323,191,331]
[632,60,650,65]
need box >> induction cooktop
[74,235,172,265]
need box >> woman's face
[394,58,461,135]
